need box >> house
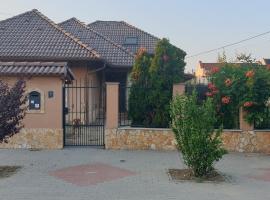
[262,58,270,68]
[0,9,163,148]
[195,61,224,78]
[195,60,265,80]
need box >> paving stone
[0,149,270,200]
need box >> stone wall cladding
[0,128,63,149]
[106,127,270,153]
[105,128,176,150]
[222,130,270,153]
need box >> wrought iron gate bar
[63,81,105,147]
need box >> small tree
[217,50,227,63]
[170,92,227,177]
[148,38,186,127]
[128,48,153,126]
[235,53,256,63]
[0,79,27,142]
[128,39,186,128]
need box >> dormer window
[29,91,41,110]
[124,37,138,45]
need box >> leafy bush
[128,39,186,128]
[208,63,270,126]
[0,79,27,142]
[170,92,227,177]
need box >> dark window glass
[124,37,138,45]
[29,91,41,110]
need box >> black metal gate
[63,81,105,146]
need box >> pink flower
[225,78,232,87]
[222,96,230,104]
[243,101,254,107]
[245,70,255,78]
[211,66,220,74]
[207,83,219,96]
[208,83,216,90]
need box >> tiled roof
[59,18,135,67]
[0,9,99,61]
[263,58,270,65]
[199,61,225,71]
[199,61,264,75]
[88,21,160,54]
[0,62,74,80]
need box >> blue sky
[1,0,270,72]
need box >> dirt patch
[0,166,21,179]
[168,169,226,183]
[29,148,41,151]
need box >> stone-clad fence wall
[105,128,270,153]
[1,82,269,152]
[0,128,63,149]
[105,83,270,153]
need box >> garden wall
[0,128,63,149]
[105,82,270,154]
[105,127,270,153]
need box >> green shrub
[128,39,186,128]
[148,38,186,127]
[170,92,227,177]
[128,48,152,126]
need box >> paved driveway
[0,148,270,200]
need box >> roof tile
[59,18,135,67]
[0,9,98,61]
[0,61,74,79]
[88,21,160,54]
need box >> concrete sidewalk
[0,148,270,200]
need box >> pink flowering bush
[209,63,270,127]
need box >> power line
[186,30,270,59]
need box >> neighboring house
[194,61,225,83]
[262,58,270,68]
[195,60,265,80]
[195,61,224,78]
[0,9,164,147]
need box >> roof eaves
[0,61,75,80]
[0,55,100,62]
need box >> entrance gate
[63,82,105,146]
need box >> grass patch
[0,166,21,179]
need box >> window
[123,37,138,45]
[29,91,41,110]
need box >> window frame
[26,88,45,114]
[123,37,138,45]
[29,91,41,110]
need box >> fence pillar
[239,107,254,131]
[106,82,119,129]
[173,83,185,97]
